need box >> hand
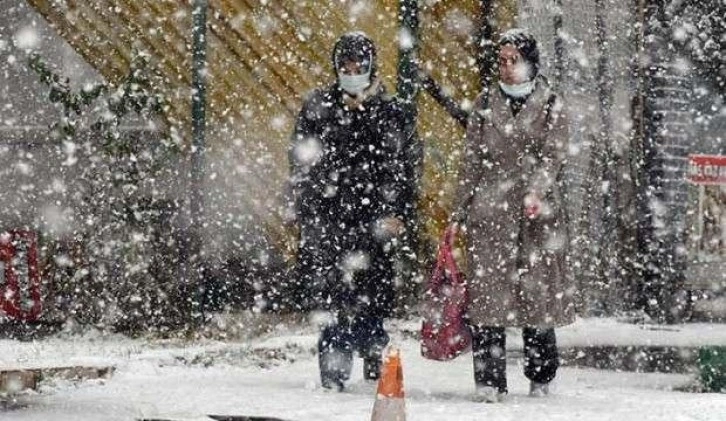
[523,193,542,219]
[378,216,405,238]
[448,222,460,238]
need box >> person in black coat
[286,32,419,390]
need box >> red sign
[687,155,726,185]
[0,230,42,321]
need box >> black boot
[523,327,559,389]
[319,348,352,391]
[351,315,388,381]
[363,349,382,380]
[471,326,508,395]
[318,324,353,391]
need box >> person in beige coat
[450,29,576,402]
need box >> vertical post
[553,0,565,87]
[640,0,693,322]
[594,0,613,136]
[190,0,207,326]
[627,0,660,314]
[594,0,617,310]
[697,185,705,254]
[396,0,422,313]
[632,0,646,152]
[641,0,667,321]
[476,0,496,95]
[397,0,419,108]
[632,0,649,311]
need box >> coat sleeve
[374,100,420,222]
[396,108,422,221]
[286,92,321,221]
[451,96,490,224]
[528,94,569,198]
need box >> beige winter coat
[452,77,576,328]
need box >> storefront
[685,155,726,294]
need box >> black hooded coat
[287,33,419,316]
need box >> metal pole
[419,71,468,128]
[397,0,420,108]
[595,0,613,136]
[553,0,565,86]
[594,0,617,310]
[641,0,692,322]
[476,0,496,95]
[190,0,207,326]
[396,0,423,313]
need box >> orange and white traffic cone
[370,348,406,421]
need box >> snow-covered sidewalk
[1,317,725,420]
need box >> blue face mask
[499,80,535,98]
[338,71,371,96]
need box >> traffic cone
[370,348,406,421]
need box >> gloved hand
[377,216,405,238]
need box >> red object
[0,230,42,321]
[524,193,542,219]
[687,154,726,185]
[524,202,541,219]
[421,226,471,361]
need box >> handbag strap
[428,232,448,291]
[430,226,464,291]
[442,226,462,283]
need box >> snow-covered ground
[2,317,725,420]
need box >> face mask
[499,80,535,98]
[339,71,371,96]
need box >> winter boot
[363,353,382,381]
[319,348,353,391]
[529,381,550,397]
[471,326,508,396]
[352,317,387,381]
[318,324,354,391]
[472,352,508,396]
[473,386,506,403]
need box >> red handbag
[420,226,471,360]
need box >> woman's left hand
[378,216,405,237]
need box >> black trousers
[293,223,394,316]
[318,311,389,384]
[470,325,559,393]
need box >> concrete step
[0,365,114,394]
[559,345,699,373]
